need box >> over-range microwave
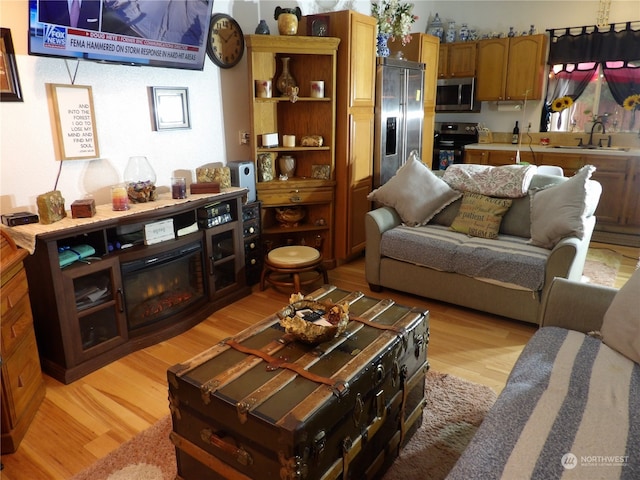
[435,77,481,112]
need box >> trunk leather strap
[349,315,406,334]
[225,339,342,390]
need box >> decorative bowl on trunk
[277,294,349,344]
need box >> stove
[432,122,479,170]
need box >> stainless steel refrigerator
[373,57,425,188]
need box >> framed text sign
[47,84,100,160]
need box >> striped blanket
[447,327,640,480]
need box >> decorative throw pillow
[601,268,640,364]
[443,163,537,198]
[529,165,597,249]
[367,152,462,226]
[450,192,512,239]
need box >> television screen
[28,0,214,70]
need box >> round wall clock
[207,13,245,68]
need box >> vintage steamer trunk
[168,286,429,480]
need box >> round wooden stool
[260,245,328,293]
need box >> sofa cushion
[601,268,640,364]
[529,165,597,249]
[367,152,462,227]
[443,164,537,198]
[450,193,513,239]
[380,224,550,290]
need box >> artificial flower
[371,0,418,46]
[623,93,640,111]
[551,96,574,112]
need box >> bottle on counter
[512,121,520,144]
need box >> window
[547,61,640,133]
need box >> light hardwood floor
[2,242,637,480]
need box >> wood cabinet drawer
[1,295,34,356]
[2,330,42,424]
[1,268,29,317]
[259,188,333,206]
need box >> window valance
[547,21,640,65]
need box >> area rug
[70,371,496,480]
[582,247,622,287]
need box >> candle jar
[111,184,129,211]
[171,177,187,199]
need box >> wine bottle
[512,121,520,144]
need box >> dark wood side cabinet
[19,190,250,384]
[242,201,262,286]
[1,230,46,453]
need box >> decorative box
[71,199,96,218]
[195,166,231,188]
[36,190,66,224]
[190,182,221,194]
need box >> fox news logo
[43,25,67,49]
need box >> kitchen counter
[465,142,640,157]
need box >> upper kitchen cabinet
[475,34,548,101]
[438,41,476,78]
[301,10,376,263]
[245,35,339,265]
[389,33,440,166]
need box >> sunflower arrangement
[623,93,640,111]
[551,96,574,112]
[371,0,418,46]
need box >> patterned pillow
[368,152,462,226]
[450,192,513,239]
[443,164,537,198]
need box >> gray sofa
[365,173,602,324]
[447,275,640,479]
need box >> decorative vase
[376,33,391,57]
[459,23,469,42]
[278,155,296,178]
[255,19,270,35]
[276,57,297,96]
[426,13,444,41]
[446,21,456,43]
[123,156,157,202]
[274,6,301,35]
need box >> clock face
[311,19,328,37]
[207,13,244,68]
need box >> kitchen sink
[547,145,630,152]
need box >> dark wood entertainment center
[13,188,250,384]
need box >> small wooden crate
[71,199,96,218]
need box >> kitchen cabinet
[464,147,640,245]
[246,35,339,266]
[301,11,376,263]
[389,33,440,171]
[16,191,249,383]
[475,34,547,101]
[438,41,476,78]
[1,230,46,453]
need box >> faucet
[587,120,606,146]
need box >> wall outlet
[239,131,250,145]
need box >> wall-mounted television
[28,0,214,70]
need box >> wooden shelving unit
[246,35,339,266]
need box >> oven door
[432,142,465,170]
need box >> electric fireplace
[121,240,205,331]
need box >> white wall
[1,0,636,213]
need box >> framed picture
[47,83,100,160]
[0,28,23,102]
[151,87,191,130]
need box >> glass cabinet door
[204,223,243,299]
[61,256,127,361]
